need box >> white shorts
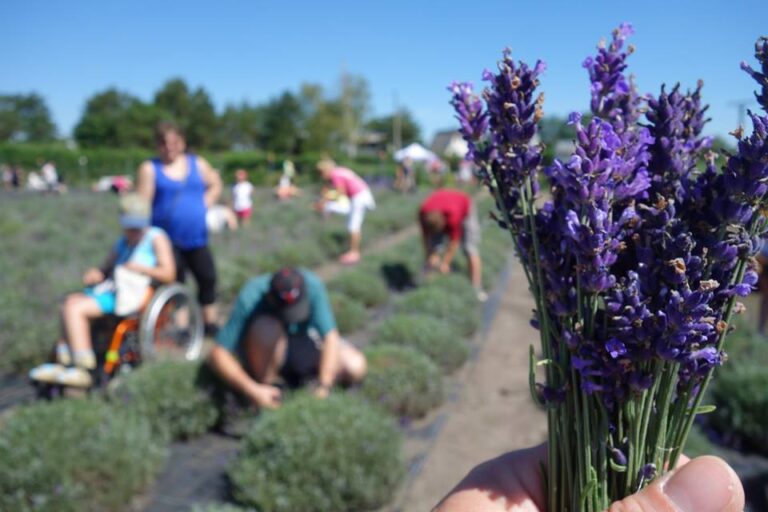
[325,188,375,233]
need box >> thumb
[608,456,744,512]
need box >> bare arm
[207,345,281,408]
[318,329,341,392]
[123,232,176,283]
[136,161,156,203]
[197,157,222,208]
[441,238,461,272]
[83,248,118,285]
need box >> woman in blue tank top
[136,121,223,336]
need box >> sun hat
[119,193,150,229]
[268,267,310,324]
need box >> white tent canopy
[394,142,439,162]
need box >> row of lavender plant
[450,25,768,511]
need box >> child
[232,169,254,226]
[29,194,176,388]
[274,160,301,200]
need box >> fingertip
[662,456,744,512]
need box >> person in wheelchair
[29,193,176,388]
[207,267,367,409]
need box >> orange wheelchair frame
[36,283,204,396]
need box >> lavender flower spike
[584,23,641,132]
[448,81,490,166]
[645,81,712,202]
[740,36,768,112]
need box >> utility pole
[728,99,755,128]
[393,91,402,151]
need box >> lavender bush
[450,26,768,511]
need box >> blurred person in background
[232,168,254,226]
[315,158,375,265]
[28,194,175,388]
[207,266,367,409]
[274,159,301,200]
[419,188,487,302]
[136,120,223,337]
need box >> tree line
[0,73,422,153]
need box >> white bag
[114,265,151,316]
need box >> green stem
[669,253,748,468]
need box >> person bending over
[419,188,487,301]
[315,159,375,265]
[207,267,367,409]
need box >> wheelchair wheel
[139,284,204,362]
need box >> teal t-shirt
[215,268,337,352]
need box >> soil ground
[390,256,547,511]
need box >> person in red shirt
[419,188,487,301]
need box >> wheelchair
[35,283,204,397]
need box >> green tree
[261,91,305,153]
[365,109,422,146]
[0,93,56,142]
[74,88,149,148]
[154,78,219,150]
[218,102,264,150]
[299,83,343,152]
[538,115,576,147]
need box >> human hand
[435,443,744,512]
[82,267,104,286]
[427,253,441,270]
[249,384,282,410]
[313,384,331,399]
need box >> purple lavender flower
[448,49,546,236]
[482,49,546,194]
[645,82,712,203]
[606,338,627,358]
[450,27,768,512]
[584,23,641,133]
[448,81,491,167]
[740,36,768,112]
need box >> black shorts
[279,332,322,388]
[173,245,217,305]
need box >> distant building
[430,130,468,159]
[351,131,388,157]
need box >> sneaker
[57,367,93,388]
[56,342,72,365]
[29,363,67,384]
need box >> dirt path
[314,224,419,281]
[395,256,547,510]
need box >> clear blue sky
[2,0,766,144]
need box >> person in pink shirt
[315,159,376,264]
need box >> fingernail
[663,457,738,512]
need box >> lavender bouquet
[450,25,768,511]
